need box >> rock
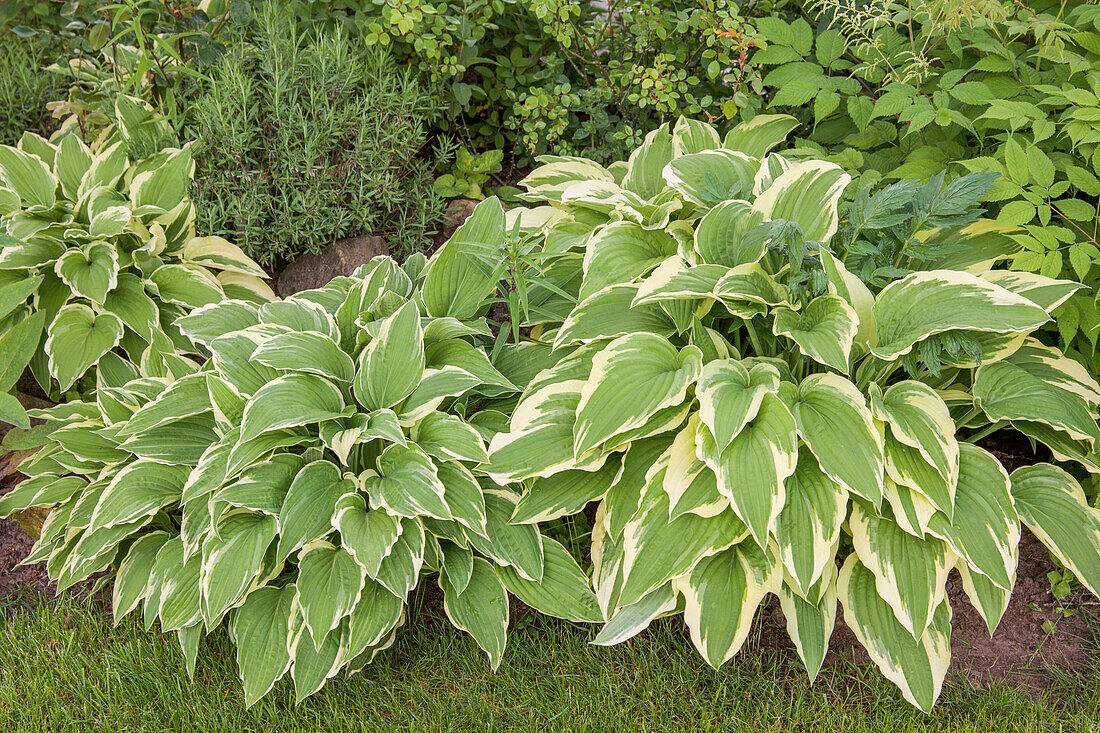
[275,235,388,297]
[442,199,478,238]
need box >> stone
[275,235,388,297]
[442,199,478,238]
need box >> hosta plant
[0,97,271,426]
[477,117,1100,712]
[0,246,601,705]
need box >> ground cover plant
[0,98,270,427]
[190,4,446,266]
[467,116,1100,712]
[0,224,604,706]
[745,0,1100,378]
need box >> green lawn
[1,592,1098,733]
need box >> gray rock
[275,235,388,297]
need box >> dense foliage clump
[190,6,446,266]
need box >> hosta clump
[0,246,601,705]
[480,117,1100,712]
[0,96,271,427]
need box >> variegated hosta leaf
[926,444,1018,592]
[870,381,959,496]
[675,540,780,669]
[200,510,278,629]
[619,464,748,607]
[663,415,728,521]
[772,295,858,373]
[621,123,673,200]
[672,116,721,156]
[779,562,838,683]
[45,304,124,391]
[838,555,951,713]
[974,360,1100,448]
[1010,464,1100,599]
[579,221,677,300]
[495,537,602,623]
[296,541,366,649]
[230,584,297,708]
[55,241,119,305]
[722,114,799,158]
[554,283,676,347]
[663,149,759,208]
[697,391,796,546]
[818,248,876,345]
[693,200,769,267]
[238,374,346,444]
[592,584,679,646]
[276,460,350,563]
[573,333,702,458]
[485,380,587,483]
[750,160,850,242]
[363,443,452,521]
[786,373,884,505]
[695,358,779,452]
[353,300,424,411]
[252,331,355,383]
[849,504,951,641]
[510,459,620,525]
[774,449,846,598]
[440,557,509,670]
[868,271,1050,361]
[420,196,504,320]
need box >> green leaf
[421,197,505,319]
[787,373,884,506]
[296,542,366,649]
[619,465,749,606]
[621,124,673,199]
[779,565,837,682]
[440,557,509,670]
[238,374,346,445]
[772,294,858,372]
[0,273,42,321]
[496,536,602,623]
[574,333,702,457]
[695,359,779,452]
[974,361,1100,447]
[45,304,124,391]
[837,556,951,713]
[700,393,796,546]
[353,300,424,410]
[1010,464,1100,599]
[230,584,296,708]
[147,264,224,310]
[333,493,402,577]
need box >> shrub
[0,97,271,424]
[466,117,1100,712]
[190,5,447,267]
[745,1,1100,375]
[0,34,60,145]
[0,226,602,705]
